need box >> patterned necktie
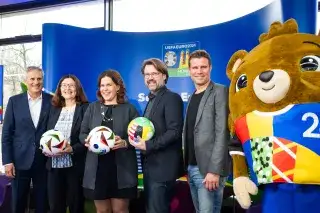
[148,93,155,100]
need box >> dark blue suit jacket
[143,87,184,182]
[1,92,52,170]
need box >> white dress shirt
[28,93,42,128]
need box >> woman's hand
[60,143,73,154]
[112,135,128,150]
[84,136,92,150]
[48,140,72,156]
[43,152,55,157]
[43,151,63,157]
[41,147,62,157]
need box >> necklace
[63,105,76,112]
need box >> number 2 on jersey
[302,112,320,138]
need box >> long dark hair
[52,74,88,107]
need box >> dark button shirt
[143,86,165,118]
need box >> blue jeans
[187,165,226,213]
[143,167,175,213]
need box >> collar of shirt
[148,85,166,99]
[27,92,42,101]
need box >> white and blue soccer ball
[88,126,115,154]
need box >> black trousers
[143,168,175,213]
[47,167,84,213]
[11,163,48,213]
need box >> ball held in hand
[40,129,66,156]
[88,126,115,154]
[127,117,155,141]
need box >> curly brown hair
[96,69,127,104]
[52,74,88,107]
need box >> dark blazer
[46,103,89,174]
[79,101,139,190]
[183,82,230,177]
[143,86,184,182]
[2,92,52,170]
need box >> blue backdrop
[42,0,317,115]
[42,0,317,177]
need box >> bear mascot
[227,18,320,213]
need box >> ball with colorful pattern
[88,126,115,154]
[40,129,66,155]
[128,117,155,142]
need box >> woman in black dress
[80,70,139,213]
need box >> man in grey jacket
[183,50,230,213]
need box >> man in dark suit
[2,66,51,213]
[129,58,184,213]
[183,50,230,213]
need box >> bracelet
[122,140,128,148]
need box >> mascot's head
[226,18,320,133]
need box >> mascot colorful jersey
[227,19,320,213]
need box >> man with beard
[129,58,184,213]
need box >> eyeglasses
[61,84,76,89]
[144,72,161,78]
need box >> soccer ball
[128,117,155,141]
[40,129,66,155]
[88,126,115,154]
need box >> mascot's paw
[233,176,258,209]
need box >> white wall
[113,0,275,32]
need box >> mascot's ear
[226,50,248,80]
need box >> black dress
[84,105,137,200]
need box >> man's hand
[203,173,220,191]
[5,163,15,178]
[128,136,146,150]
[112,135,128,150]
[127,124,146,150]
